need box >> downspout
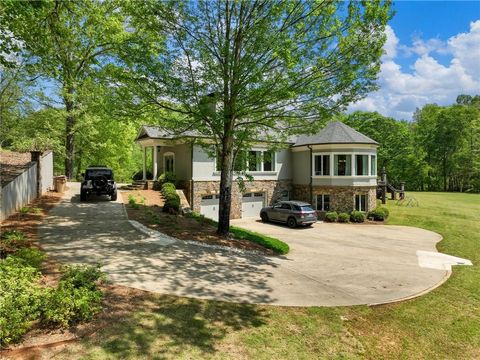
[307,145,313,205]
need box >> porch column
[153,145,158,180]
[142,146,146,181]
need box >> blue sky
[349,0,480,120]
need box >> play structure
[377,167,405,205]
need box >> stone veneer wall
[292,185,377,214]
[191,180,292,219]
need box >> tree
[1,0,140,178]
[123,0,391,235]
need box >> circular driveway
[38,183,449,306]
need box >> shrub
[161,182,180,213]
[41,264,105,327]
[42,283,102,327]
[128,194,141,210]
[12,247,46,269]
[368,207,390,221]
[350,211,366,223]
[1,230,28,257]
[324,211,338,223]
[132,170,152,181]
[338,213,350,223]
[157,172,176,185]
[0,257,43,345]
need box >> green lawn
[53,192,480,359]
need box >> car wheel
[287,217,297,228]
[111,190,117,201]
[260,212,269,223]
[80,191,87,201]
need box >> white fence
[0,151,54,221]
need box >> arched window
[163,152,175,173]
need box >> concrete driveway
[38,183,451,306]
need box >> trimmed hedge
[350,211,366,223]
[324,211,338,223]
[161,182,180,213]
[338,212,350,223]
[368,207,390,221]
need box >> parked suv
[260,201,317,228]
[80,166,117,201]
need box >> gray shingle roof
[293,121,378,147]
[136,125,297,143]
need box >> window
[164,152,175,173]
[316,194,330,211]
[334,155,351,176]
[234,151,247,171]
[248,151,261,171]
[356,155,368,176]
[263,151,276,171]
[280,203,291,210]
[371,155,377,176]
[314,154,330,176]
[355,194,367,212]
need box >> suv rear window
[293,205,314,212]
[86,169,113,179]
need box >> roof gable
[293,121,378,147]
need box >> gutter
[307,145,313,205]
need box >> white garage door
[242,192,265,218]
[200,195,219,221]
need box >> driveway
[38,183,451,306]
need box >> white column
[153,145,158,180]
[142,146,146,180]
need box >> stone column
[153,145,158,180]
[142,146,146,181]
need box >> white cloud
[349,21,480,120]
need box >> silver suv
[260,201,317,228]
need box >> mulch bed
[0,190,154,358]
[121,189,273,254]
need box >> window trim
[215,149,277,173]
[312,152,377,178]
[313,153,332,176]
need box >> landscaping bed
[120,190,286,255]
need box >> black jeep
[80,166,117,201]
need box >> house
[135,121,378,220]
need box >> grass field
[53,192,480,359]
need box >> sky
[348,0,480,121]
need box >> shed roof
[293,121,378,147]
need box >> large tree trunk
[217,133,235,236]
[64,87,75,179]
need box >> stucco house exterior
[135,121,378,220]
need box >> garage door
[200,195,219,221]
[242,192,265,218]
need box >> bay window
[314,154,330,176]
[355,155,368,176]
[371,155,377,176]
[334,155,352,176]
